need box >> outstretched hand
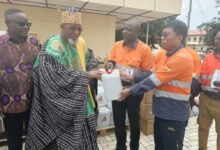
[119,70,133,81]
[90,70,105,80]
[118,88,131,102]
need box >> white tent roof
[0,0,180,29]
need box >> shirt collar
[0,32,10,41]
[166,44,184,57]
[123,39,139,49]
[6,31,27,44]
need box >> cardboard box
[142,91,153,104]
[140,103,154,120]
[97,107,111,129]
[140,118,154,136]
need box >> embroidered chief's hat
[61,7,82,25]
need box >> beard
[68,38,77,46]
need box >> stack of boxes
[140,91,154,136]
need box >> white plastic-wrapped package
[97,107,111,129]
[96,86,106,107]
[98,79,102,87]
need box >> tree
[115,16,176,49]
[197,18,220,46]
[140,16,176,48]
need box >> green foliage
[197,19,220,46]
[115,16,176,48]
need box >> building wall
[90,0,182,14]
[0,0,183,57]
[155,0,182,14]
[187,35,205,45]
[187,35,206,51]
[0,3,116,58]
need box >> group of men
[0,6,220,150]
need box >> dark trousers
[154,116,188,150]
[3,110,30,150]
[112,94,143,150]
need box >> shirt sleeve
[133,70,152,83]
[108,43,117,61]
[130,56,189,96]
[153,50,166,68]
[140,46,153,71]
[192,51,201,77]
[154,56,188,84]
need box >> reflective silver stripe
[201,85,218,92]
[149,73,161,86]
[200,75,213,80]
[167,80,191,89]
[154,90,190,101]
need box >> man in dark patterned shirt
[0,8,38,150]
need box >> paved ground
[97,117,217,150]
[0,117,217,150]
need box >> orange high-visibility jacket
[199,53,220,93]
[131,47,194,121]
[154,47,200,77]
[186,47,201,77]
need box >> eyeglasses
[161,32,170,38]
[11,21,32,27]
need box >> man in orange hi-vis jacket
[119,20,194,150]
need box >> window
[188,37,191,42]
[194,37,197,42]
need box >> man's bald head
[4,8,30,39]
[125,19,141,34]
[122,19,142,43]
[4,8,24,23]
